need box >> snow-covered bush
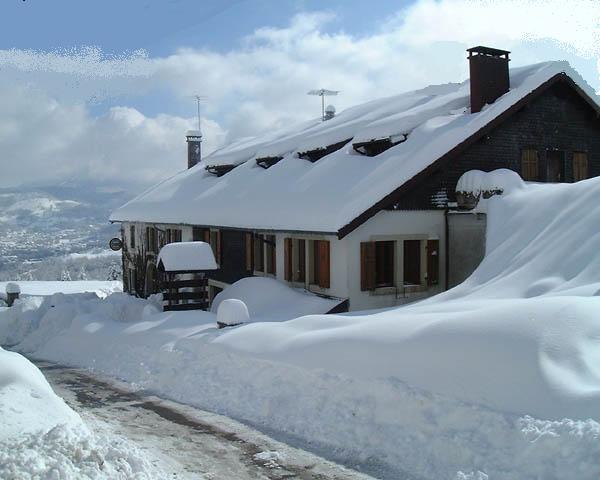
[217,298,249,327]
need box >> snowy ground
[36,360,374,480]
[3,175,600,479]
[0,280,121,298]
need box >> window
[284,238,306,283]
[295,239,306,283]
[266,235,276,275]
[254,234,265,272]
[129,225,135,249]
[360,241,395,290]
[192,227,206,241]
[403,240,421,286]
[521,149,539,181]
[245,233,254,272]
[426,240,439,286]
[573,152,588,182]
[375,241,395,287]
[145,227,158,253]
[546,150,565,182]
[310,240,330,288]
[166,228,181,244]
[210,229,221,265]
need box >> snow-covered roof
[111,61,599,234]
[157,241,218,272]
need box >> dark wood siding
[389,82,600,210]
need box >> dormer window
[352,134,407,157]
[298,138,351,163]
[256,156,283,169]
[205,164,237,176]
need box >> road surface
[36,361,376,480]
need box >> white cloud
[0,1,597,189]
[0,84,225,189]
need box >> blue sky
[5,1,409,54]
[0,0,598,189]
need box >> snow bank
[211,276,341,321]
[0,280,122,298]
[5,177,600,478]
[0,347,162,479]
[0,347,79,441]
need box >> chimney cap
[467,46,510,58]
[186,129,202,138]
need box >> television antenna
[307,89,339,121]
[188,94,207,134]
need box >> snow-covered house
[111,47,600,311]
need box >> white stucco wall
[341,210,446,311]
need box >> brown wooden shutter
[360,241,376,291]
[245,233,254,271]
[573,152,588,182]
[521,149,539,181]
[284,238,292,281]
[427,240,439,286]
[215,230,222,264]
[203,230,210,243]
[297,239,306,282]
[317,240,330,288]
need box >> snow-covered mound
[211,276,341,322]
[0,347,79,440]
[0,347,162,479]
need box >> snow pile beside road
[0,347,163,479]
[0,424,162,480]
[0,347,79,440]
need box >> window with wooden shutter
[573,152,588,182]
[130,225,135,249]
[284,238,292,281]
[254,234,265,272]
[360,242,376,291]
[295,239,306,283]
[521,149,539,181]
[426,240,439,286]
[245,233,254,272]
[546,150,565,182]
[317,240,330,288]
[266,235,276,275]
[203,229,210,243]
[375,241,395,287]
[192,227,204,241]
[210,229,221,264]
[403,240,421,285]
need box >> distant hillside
[0,184,133,281]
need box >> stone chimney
[186,130,202,169]
[467,46,510,113]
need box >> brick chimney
[467,46,510,113]
[186,130,202,169]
